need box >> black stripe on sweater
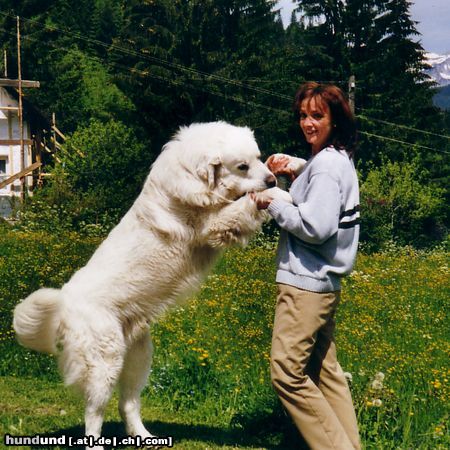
[339,205,360,219]
[339,218,360,229]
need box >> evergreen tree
[0,0,446,243]
[293,0,447,167]
[113,0,289,152]
[294,0,349,83]
[345,0,445,168]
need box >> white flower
[372,398,382,407]
[343,372,353,383]
[374,372,385,382]
[371,380,383,390]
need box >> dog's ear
[197,157,221,189]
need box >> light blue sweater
[268,147,360,292]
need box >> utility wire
[357,113,450,141]
[1,12,449,152]
[5,27,448,154]
[0,10,293,102]
[0,26,289,116]
[2,10,448,143]
[359,131,450,154]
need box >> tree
[293,0,447,168]
[294,0,349,83]
[0,0,447,244]
[113,0,290,153]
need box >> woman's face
[299,96,333,154]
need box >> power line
[0,26,290,116]
[357,113,450,141]
[1,13,449,152]
[2,10,449,142]
[10,13,448,143]
[359,131,450,154]
[0,10,293,102]
[7,27,450,155]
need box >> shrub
[59,119,150,216]
[360,159,446,251]
[14,119,151,235]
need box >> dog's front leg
[204,195,267,248]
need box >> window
[0,158,7,184]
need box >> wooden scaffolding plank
[0,78,40,88]
[0,161,42,189]
[0,139,33,145]
[52,125,66,140]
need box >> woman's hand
[266,154,291,177]
[266,154,307,181]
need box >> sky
[276,0,450,55]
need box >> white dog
[13,121,291,448]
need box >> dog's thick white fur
[13,122,280,448]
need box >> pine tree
[343,0,444,166]
[294,0,349,83]
[293,0,447,167]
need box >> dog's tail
[13,288,62,354]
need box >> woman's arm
[268,172,341,244]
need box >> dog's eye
[237,163,249,171]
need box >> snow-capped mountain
[425,52,450,86]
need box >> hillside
[433,85,450,110]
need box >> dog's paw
[207,221,242,248]
[253,187,293,205]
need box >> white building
[0,85,47,217]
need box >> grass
[0,228,449,449]
[0,376,269,449]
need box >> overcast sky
[276,0,450,54]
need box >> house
[0,83,50,217]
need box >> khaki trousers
[270,283,361,450]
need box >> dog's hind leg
[61,325,125,450]
[119,332,154,438]
[83,354,124,450]
[84,392,112,450]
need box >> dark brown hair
[294,82,357,158]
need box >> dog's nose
[265,174,277,188]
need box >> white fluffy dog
[13,122,290,448]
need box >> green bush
[59,119,150,216]
[360,159,446,251]
[14,119,151,235]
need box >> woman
[254,82,361,449]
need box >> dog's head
[149,122,276,207]
[199,124,276,200]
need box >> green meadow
[0,229,448,449]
